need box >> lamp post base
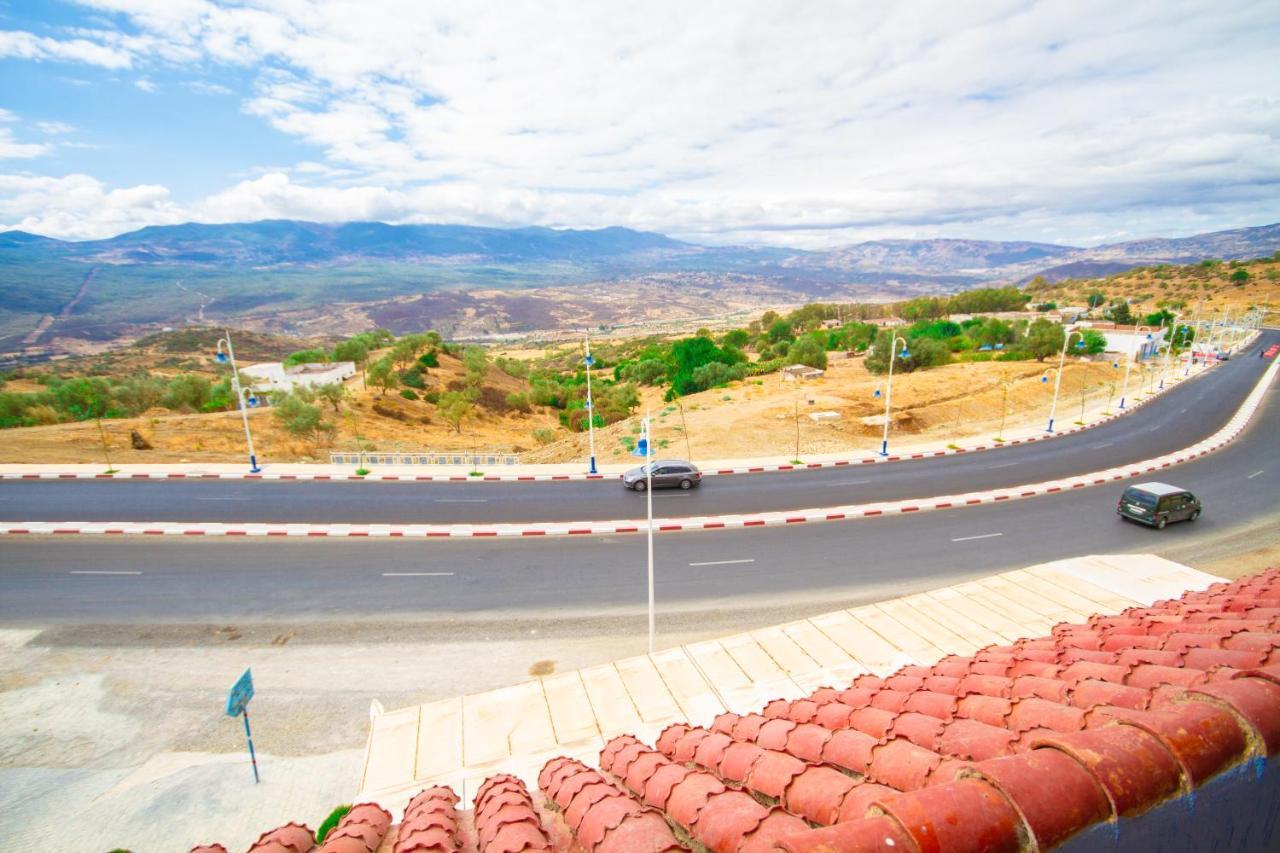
[1045,418,1055,433]
[588,456,597,475]
[249,454,261,474]
[879,440,888,457]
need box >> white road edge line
[824,479,871,486]
[951,533,1004,542]
[433,499,489,503]
[1247,470,1265,479]
[382,572,455,576]
[70,570,142,575]
[1092,442,1114,448]
[689,558,756,566]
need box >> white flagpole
[645,409,655,655]
[585,332,597,474]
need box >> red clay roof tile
[961,748,1111,848]
[872,778,1024,853]
[1029,726,1184,816]
[775,814,916,852]
[1187,676,1280,755]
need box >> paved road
[0,331,1274,525]
[1,359,1274,627]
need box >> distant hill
[1,219,1276,355]
[8,220,690,266]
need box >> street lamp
[1117,325,1153,410]
[1044,328,1085,433]
[215,331,262,473]
[583,332,598,474]
[878,335,910,456]
[1158,314,1182,390]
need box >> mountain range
[2,220,1277,354]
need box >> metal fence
[329,451,521,466]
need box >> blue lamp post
[215,331,262,473]
[879,336,909,456]
[1045,330,1085,433]
[1118,327,1152,410]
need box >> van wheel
[1189,509,1200,522]
[1156,517,1167,529]
[633,480,647,492]
[680,479,693,490]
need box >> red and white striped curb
[0,357,1231,484]
[2,360,1272,540]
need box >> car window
[1123,490,1157,508]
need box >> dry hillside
[1027,256,1280,318]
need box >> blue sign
[584,354,594,366]
[631,437,649,457]
[226,668,254,717]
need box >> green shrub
[316,805,352,843]
[400,389,419,400]
[532,427,557,445]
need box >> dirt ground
[527,354,1154,464]
[0,346,1186,466]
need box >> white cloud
[0,173,180,239]
[2,1,1279,244]
[134,75,157,92]
[35,121,78,135]
[0,29,133,69]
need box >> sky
[0,0,1277,248]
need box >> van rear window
[1122,489,1158,508]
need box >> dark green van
[1117,482,1202,529]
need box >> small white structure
[1085,324,1162,360]
[781,364,825,381]
[241,361,356,392]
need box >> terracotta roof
[190,568,1280,853]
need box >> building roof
[187,566,1280,852]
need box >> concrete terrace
[357,553,1221,812]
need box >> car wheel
[633,480,647,492]
[1156,517,1167,529]
[1189,509,1200,521]
[680,479,692,490]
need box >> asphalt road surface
[0,331,1274,526]
[1,351,1274,627]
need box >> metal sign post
[632,414,654,654]
[584,333,598,474]
[226,668,260,783]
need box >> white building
[1083,324,1162,360]
[240,361,357,392]
[781,364,825,381]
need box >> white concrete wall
[241,361,356,392]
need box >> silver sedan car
[623,460,702,491]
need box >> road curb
[2,359,1272,540]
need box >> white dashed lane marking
[383,572,455,577]
[951,532,1004,542]
[689,559,756,567]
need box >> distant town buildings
[240,361,356,392]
